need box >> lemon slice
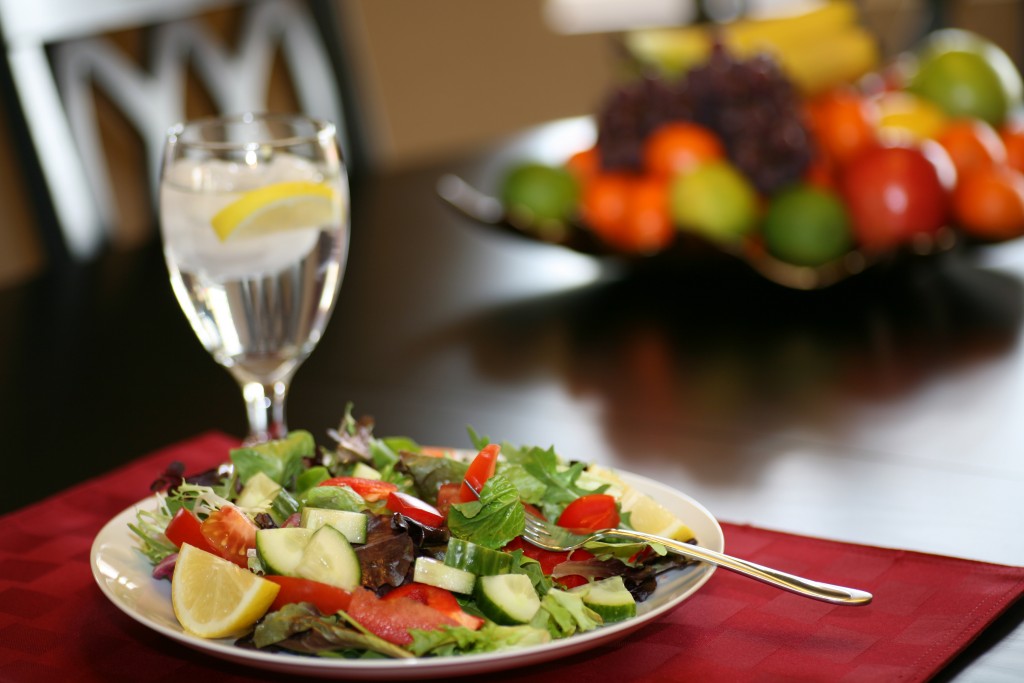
[171,543,279,638]
[587,464,695,542]
[210,181,337,242]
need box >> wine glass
[159,113,349,444]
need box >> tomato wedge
[264,575,352,614]
[384,583,484,630]
[347,587,458,645]
[164,507,219,556]
[386,491,445,527]
[556,494,620,531]
[318,476,398,502]
[435,483,461,517]
[199,505,257,567]
[459,443,500,502]
[503,537,593,589]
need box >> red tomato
[386,491,445,527]
[264,575,352,614]
[347,587,457,645]
[318,477,398,502]
[435,483,462,517]
[557,494,620,531]
[503,537,594,588]
[952,165,1024,241]
[642,121,724,177]
[459,443,500,502]
[200,505,257,567]
[839,145,949,251]
[164,507,219,556]
[384,584,484,630]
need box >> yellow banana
[622,0,879,94]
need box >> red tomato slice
[459,444,501,502]
[384,584,484,630]
[200,505,257,567]
[503,537,594,588]
[318,476,398,502]
[164,507,219,556]
[386,491,445,527]
[557,494,620,531]
[435,483,461,517]
[347,587,458,645]
[264,575,353,614]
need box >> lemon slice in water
[211,181,337,241]
[171,543,279,638]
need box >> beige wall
[337,0,616,170]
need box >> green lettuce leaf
[533,588,602,638]
[230,430,314,486]
[406,622,550,657]
[447,474,524,549]
[302,485,366,512]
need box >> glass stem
[242,380,289,445]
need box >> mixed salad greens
[130,407,696,659]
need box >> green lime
[500,163,579,225]
[909,49,1009,127]
[669,160,759,243]
[762,185,852,266]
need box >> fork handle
[611,530,873,606]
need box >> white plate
[90,468,723,680]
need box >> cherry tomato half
[386,491,445,527]
[200,505,257,567]
[839,145,949,251]
[459,443,500,502]
[435,482,462,517]
[556,493,620,531]
[318,476,398,502]
[347,587,458,646]
[264,575,353,614]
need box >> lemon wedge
[210,181,337,242]
[587,464,695,542]
[171,543,279,638]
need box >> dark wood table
[2,118,1022,680]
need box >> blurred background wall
[0,0,1021,287]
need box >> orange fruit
[935,118,1006,181]
[642,122,724,177]
[952,165,1024,240]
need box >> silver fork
[521,511,873,606]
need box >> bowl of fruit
[439,8,1024,290]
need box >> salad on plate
[128,407,702,660]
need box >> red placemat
[1,433,1023,682]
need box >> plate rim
[90,465,723,679]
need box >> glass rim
[166,112,336,150]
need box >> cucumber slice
[413,557,476,594]
[301,507,368,544]
[350,462,382,480]
[295,524,362,591]
[236,471,282,508]
[444,538,514,575]
[570,576,637,623]
[255,527,313,575]
[475,574,541,625]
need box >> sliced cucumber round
[570,576,637,623]
[413,557,476,594]
[294,524,362,591]
[444,538,514,575]
[474,573,540,625]
[300,507,368,544]
[255,527,313,575]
